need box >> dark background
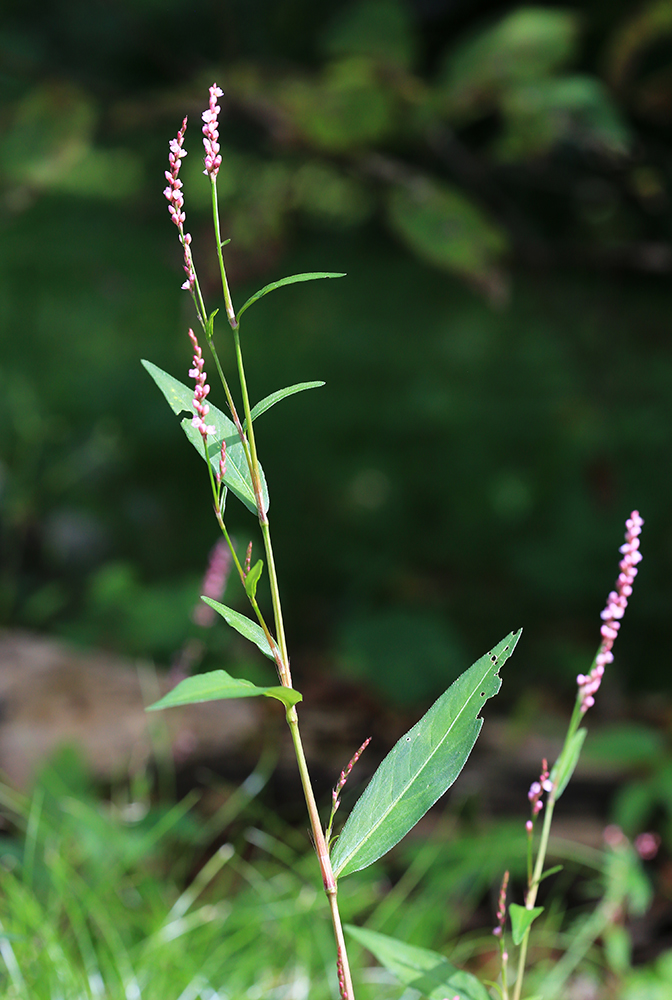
[1,0,671,709]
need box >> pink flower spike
[202,84,224,179]
[187,328,215,445]
[164,118,200,296]
[578,511,643,714]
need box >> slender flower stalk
[326,738,371,843]
[512,511,644,1000]
[493,871,510,1000]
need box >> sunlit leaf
[509,903,544,945]
[237,272,346,321]
[247,382,325,426]
[201,597,276,660]
[331,630,521,878]
[244,560,264,600]
[142,360,269,515]
[146,669,301,711]
[550,727,586,800]
[345,925,490,1000]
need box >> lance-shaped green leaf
[201,597,276,661]
[246,382,325,427]
[146,669,302,712]
[331,629,521,879]
[142,360,269,515]
[345,925,490,1000]
[237,272,346,321]
[244,560,264,601]
[509,903,544,946]
[550,727,587,800]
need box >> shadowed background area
[1,0,671,713]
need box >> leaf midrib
[334,656,500,876]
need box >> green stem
[286,705,356,1000]
[512,792,556,1000]
[512,691,585,1000]
[213,508,285,679]
[206,169,353,994]
[210,178,237,330]
[231,322,290,681]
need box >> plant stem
[512,692,585,1000]
[287,705,356,999]
[207,171,354,995]
[231,323,291,682]
[211,178,237,330]
[512,790,556,1000]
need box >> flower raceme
[202,84,223,179]
[577,510,644,713]
[188,328,215,443]
[163,117,197,294]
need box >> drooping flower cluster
[577,511,644,714]
[202,84,224,179]
[188,328,215,443]
[163,117,197,293]
[193,537,232,627]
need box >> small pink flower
[578,511,644,713]
[634,831,660,861]
[202,84,224,179]
[527,759,551,817]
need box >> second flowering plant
[145,84,644,1000]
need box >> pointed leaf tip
[331,629,521,878]
[141,359,269,515]
[237,272,346,320]
[146,669,302,711]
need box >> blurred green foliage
[1,0,672,702]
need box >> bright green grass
[1,747,654,999]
